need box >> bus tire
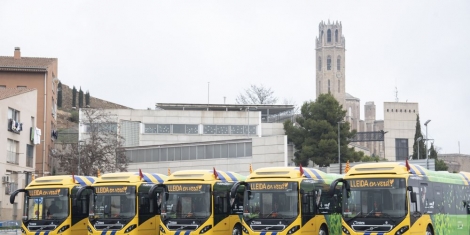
[232,224,242,235]
[319,225,328,235]
[426,226,433,235]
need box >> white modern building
[0,88,37,221]
[78,104,296,176]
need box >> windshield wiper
[379,213,396,224]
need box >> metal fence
[0,220,19,234]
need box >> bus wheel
[319,225,328,235]
[426,226,433,235]
[232,225,242,235]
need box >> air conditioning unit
[2,175,11,183]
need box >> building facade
[0,47,59,176]
[0,88,37,220]
[78,104,295,175]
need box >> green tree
[412,114,426,160]
[72,86,77,108]
[85,90,90,107]
[57,82,62,108]
[78,87,84,108]
[429,143,448,171]
[283,93,361,167]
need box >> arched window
[338,80,340,93]
[327,56,331,70]
[335,29,338,42]
[318,81,321,94]
[327,29,331,42]
[321,31,324,42]
[328,80,330,93]
[337,56,341,70]
[318,56,322,71]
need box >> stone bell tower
[315,20,346,107]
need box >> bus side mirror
[247,190,253,200]
[407,186,413,192]
[410,192,417,203]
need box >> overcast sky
[1,1,469,154]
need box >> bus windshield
[92,186,136,219]
[343,178,406,220]
[25,188,69,220]
[165,184,211,219]
[244,182,298,219]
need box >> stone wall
[60,83,131,110]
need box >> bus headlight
[199,225,212,234]
[242,225,249,234]
[124,224,137,233]
[342,226,350,234]
[287,225,300,234]
[160,225,166,234]
[57,225,70,233]
[395,225,409,235]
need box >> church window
[337,56,341,70]
[321,31,324,42]
[335,29,338,42]
[327,56,331,70]
[319,81,321,94]
[327,29,331,42]
[318,57,322,71]
[338,80,340,93]
[328,80,330,93]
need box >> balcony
[6,151,19,165]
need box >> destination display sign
[349,178,398,188]
[29,188,65,197]
[250,182,291,191]
[95,186,130,194]
[168,184,205,192]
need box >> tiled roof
[0,56,57,70]
[0,88,36,100]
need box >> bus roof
[167,169,246,182]
[248,167,342,182]
[347,162,470,185]
[94,172,168,184]
[27,175,96,188]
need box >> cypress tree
[78,87,84,108]
[72,86,77,108]
[57,82,62,108]
[85,91,90,106]
[412,114,426,160]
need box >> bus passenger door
[213,192,230,235]
[300,190,316,235]
[138,192,156,234]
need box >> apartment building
[0,88,37,220]
[0,47,59,177]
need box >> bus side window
[410,186,420,213]
[214,192,228,215]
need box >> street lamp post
[424,120,431,169]
[338,121,345,174]
[416,137,422,159]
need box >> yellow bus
[9,175,97,235]
[78,171,168,235]
[230,166,344,235]
[329,162,470,235]
[160,168,246,235]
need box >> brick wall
[60,84,131,110]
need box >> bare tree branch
[52,108,128,176]
[236,84,278,105]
